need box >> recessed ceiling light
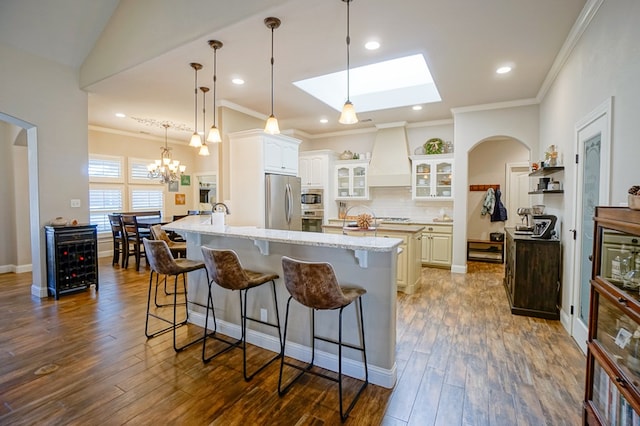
[412,105,423,111]
[320,118,329,124]
[496,66,512,74]
[115,113,126,118]
[365,41,380,50]
[232,78,245,85]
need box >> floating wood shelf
[528,166,564,177]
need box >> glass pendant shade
[198,144,210,156]
[264,115,280,135]
[207,125,221,143]
[339,101,358,124]
[339,0,358,125]
[189,132,202,147]
[264,17,281,135]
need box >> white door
[506,162,530,229]
[571,99,611,354]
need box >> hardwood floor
[0,258,584,425]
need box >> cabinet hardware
[618,297,628,305]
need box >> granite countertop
[323,223,426,233]
[164,215,402,252]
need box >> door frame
[505,161,531,229]
[569,97,612,353]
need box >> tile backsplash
[340,187,453,222]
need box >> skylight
[293,54,441,113]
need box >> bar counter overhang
[164,215,400,388]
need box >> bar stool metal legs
[201,247,283,381]
[143,238,208,352]
[279,256,368,422]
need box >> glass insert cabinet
[585,207,640,424]
[410,155,453,200]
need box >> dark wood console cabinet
[45,225,98,299]
[503,228,560,319]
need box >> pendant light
[207,40,223,143]
[264,17,281,134]
[189,62,203,147]
[199,86,210,156]
[339,0,358,124]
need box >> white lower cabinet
[421,224,452,268]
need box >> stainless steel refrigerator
[265,174,302,231]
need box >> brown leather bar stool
[200,247,282,381]
[279,256,368,422]
[150,224,186,258]
[143,238,208,352]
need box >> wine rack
[45,225,98,299]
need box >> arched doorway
[0,112,44,297]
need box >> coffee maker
[515,207,534,234]
[531,215,557,239]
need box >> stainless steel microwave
[301,189,323,209]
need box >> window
[89,186,123,233]
[88,154,124,183]
[130,186,164,213]
[129,157,156,184]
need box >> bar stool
[200,247,282,381]
[143,238,208,352]
[279,256,368,422]
[150,224,186,258]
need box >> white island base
[164,216,400,388]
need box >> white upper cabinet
[335,160,369,200]
[410,154,454,200]
[299,152,329,187]
[264,135,299,176]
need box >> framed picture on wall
[180,175,190,186]
[168,181,179,192]
[175,193,186,205]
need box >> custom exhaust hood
[367,123,411,187]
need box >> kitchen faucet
[212,202,230,214]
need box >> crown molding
[536,0,605,101]
[451,98,539,115]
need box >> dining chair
[108,214,126,266]
[121,214,147,271]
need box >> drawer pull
[618,297,628,305]
[615,376,627,387]
[633,238,639,244]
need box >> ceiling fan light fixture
[339,0,358,125]
[189,62,203,147]
[264,17,281,135]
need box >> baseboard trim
[0,264,32,273]
[189,310,397,389]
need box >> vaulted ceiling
[0,0,587,140]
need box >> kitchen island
[323,222,425,294]
[164,215,401,388]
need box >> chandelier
[147,123,186,183]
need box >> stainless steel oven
[301,209,324,233]
[301,189,323,211]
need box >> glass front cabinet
[334,160,369,200]
[585,207,640,425]
[410,155,453,200]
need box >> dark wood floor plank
[0,259,584,425]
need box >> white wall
[467,139,529,240]
[452,103,539,273]
[0,42,89,295]
[539,0,640,322]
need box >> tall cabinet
[228,129,301,227]
[584,207,640,424]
